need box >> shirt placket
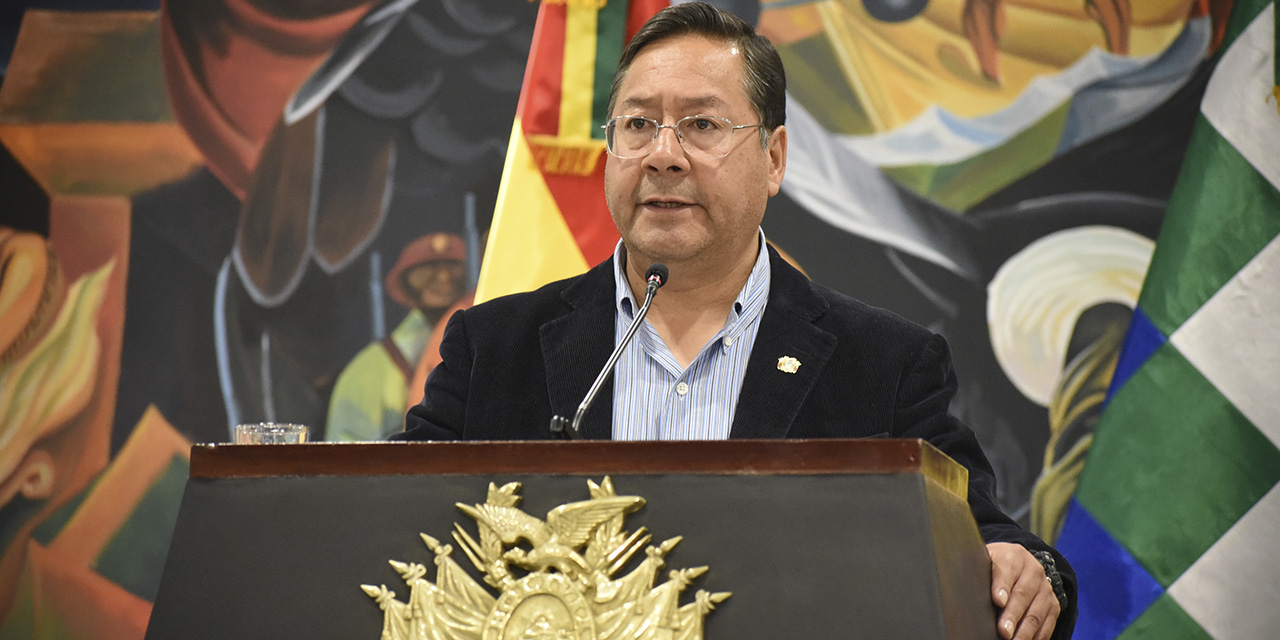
[657,327,734,440]
[634,321,679,440]
[658,368,692,440]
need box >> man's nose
[646,125,687,167]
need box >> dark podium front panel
[146,440,996,640]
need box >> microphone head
[645,263,669,288]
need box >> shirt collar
[613,229,772,333]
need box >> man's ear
[766,125,787,197]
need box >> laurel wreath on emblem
[361,477,730,640]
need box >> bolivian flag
[1055,2,1280,639]
[475,0,668,303]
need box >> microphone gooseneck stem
[568,278,660,435]
[550,263,666,440]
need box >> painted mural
[0,0,1232,636]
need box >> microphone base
[549,416,580,440]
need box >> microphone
[550,263,668,439]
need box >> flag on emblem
[475,0,669,303]
[1055,1,1280,638]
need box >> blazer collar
[729,247,836,439]
[539,259,618,439]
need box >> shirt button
[676,382,689,396]
[724,336,734,347]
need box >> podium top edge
[188,439,966,498]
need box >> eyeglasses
[602,115,766,159]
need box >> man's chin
[626,238,703,266]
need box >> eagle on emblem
[456,495,645,578]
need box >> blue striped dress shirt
[610,231,771,440]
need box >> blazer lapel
[539,261,618,440]
[730,249,836,439]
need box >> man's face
[404,260,467,311]
[604,34,786,269]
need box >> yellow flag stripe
[559,5,599,140]
[476,119,589,304]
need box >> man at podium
[397,4,1076,639]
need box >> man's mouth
[642,199,694,209]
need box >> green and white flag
[1056,0,1280,638]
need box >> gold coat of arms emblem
[362,478,730,640]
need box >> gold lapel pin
[777,356,801,374]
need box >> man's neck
[623,239,760,368]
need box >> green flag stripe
[592,0,629,136]
[1114,594,1213,640]
[1077,343,1280,586]
[1136,115,1280,335]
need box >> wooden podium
[145,439,997,639]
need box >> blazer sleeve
[894,333,1078,640]
[395,309,472,441]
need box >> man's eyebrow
[616,95,730,112]
[677,95,729,110]
[618,96,658,111]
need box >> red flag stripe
[520,2,567,137]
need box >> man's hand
[987,542,1061,640]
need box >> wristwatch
[1032,550,1069,611]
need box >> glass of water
[233,423,308,444]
